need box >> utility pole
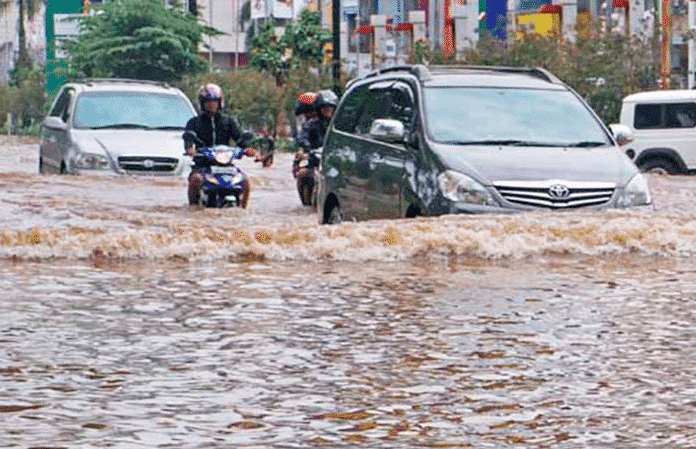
[234,0,239,71]
[689,0,695,88]
[660,0,671,89]
[332,0,341,91]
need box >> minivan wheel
[326,203,343,224]
[405,204,422,218]
[639,157,680,175]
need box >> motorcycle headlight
[75,152,109,170]
[214,151,232,165]
[616,173,652,207]
[438,170,496,206]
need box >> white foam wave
[1,210,694,263]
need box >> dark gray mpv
[317,65,651,224]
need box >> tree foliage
[281,9,331,69]
[63,0,221,82]
[249,10,331,84]
[248,20,287,84]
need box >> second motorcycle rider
[293,89,338,207]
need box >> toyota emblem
[548,184,570,199]
[143,159,155,169]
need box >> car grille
[493,180,615,209]
[117,156,179,173]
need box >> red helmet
[198,83,224,110]
[295,91,318,117]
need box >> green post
[45,0,83,96]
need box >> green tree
[63,0,221,82]
[249,10,331,84]
[248,20,287,84]
[281,9,331,69]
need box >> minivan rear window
[634,102,696,129]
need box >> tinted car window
[354,81,417,135]
[635,102,696,129]
[424,87,611,146]
[633,103,662,129]
[49,88,73,122]
[389,83,415,128]
[333,85,368,133]
[666,103,696,128]
[72,92,195,129]
[356,84,393,135]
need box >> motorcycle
[292,147,321,207]
[191,145,248,208]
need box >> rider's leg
[188,172,203,205]
[240,178,251,208]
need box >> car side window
[633,104,661,129]
[666,103,696,128]
[49,88,74,123]
[634,102,696,129]
[389,83,415,129]
[356,81,396,135]
[333,85,368,133]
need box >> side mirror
[608,123,634,146]
[369,119,406,144]
[43,116,67,130]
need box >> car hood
[434,144,638,186]
[72,129,186,158]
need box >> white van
[617,89,696,174]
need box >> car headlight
[75,152,109,170]
[438,170,496,206]
[616,173,651,207]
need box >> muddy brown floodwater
[2,136,696,448]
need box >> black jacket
[297,117,329,151]
[184,112,250,149]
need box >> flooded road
[2,137,696,448]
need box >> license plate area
[210,166,239,175]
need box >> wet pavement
[2,137,696,448]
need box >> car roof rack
[425,65,562,84]
[83,78,171,88]
[347,65,432,88]
[349,64,561,87]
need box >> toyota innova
[317,65,651,223]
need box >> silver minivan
[317,65,651,223]
[40,79,197,176]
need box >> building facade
[0,0,46,85]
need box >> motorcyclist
[184,83,267,208]
[296,89,338,152]
[293,90,338,206]
[293,91,319,138]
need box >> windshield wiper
[149,125,186,130]
[441,139,559,147]
[565,141,607,148]
[89,123,151,129]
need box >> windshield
[424,87,612,147]
[73,91,196,130]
